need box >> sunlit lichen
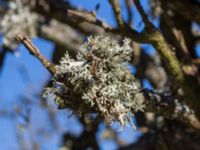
[43,36,143,127]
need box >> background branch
[108,0,124,28]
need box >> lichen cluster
[0,0,36,49]
[43,36,142,126]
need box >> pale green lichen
[43,36,143,127]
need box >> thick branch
[133,0,184,83]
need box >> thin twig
[134,0,154,29]
[68,9,97,23]
[125,0,133,26]
[67,9,111,30]
[108,0,124,28]
[15,33,56,74]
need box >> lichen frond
[43,36,143,127]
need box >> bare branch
[134,0,154,28]
[67,9,111,30]
[125,0,133,26]
[15,33,56,74]
[108,0,124,28]
[39,18,83,57]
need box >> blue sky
[0,0,200,150]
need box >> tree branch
[125,0,133,26]
[15,33,56,74]
[15,33,200,129]
[108,0,124,28]
[11,1,200,128]
[133,0,200,119]
[134,0,154,29]
[136,89,200,129]
[133,0,184,83]
[39,18,83,57]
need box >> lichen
[43,36,143,127]
[0,0,37,49]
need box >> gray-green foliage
[43,36,143,126]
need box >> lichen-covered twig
[15,33,56,74]
[15,33,200,129]
[138,89,200,129]
[42,35,199,129]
